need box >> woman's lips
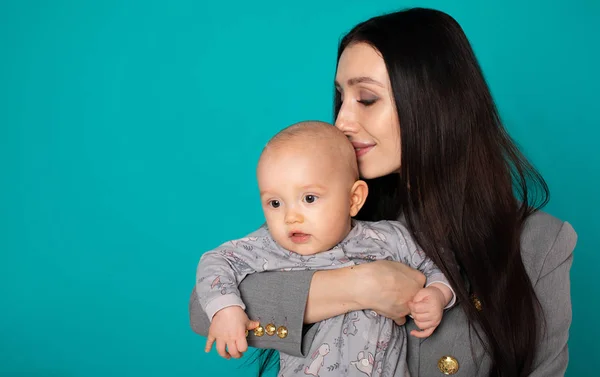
[355,146,374,157]
[351,142,375,157]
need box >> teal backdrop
[1,0,598,376]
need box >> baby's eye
[303,195,318,204]
[268,200,281,208]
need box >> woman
[190,8,576,376]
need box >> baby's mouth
[289,232,311,243]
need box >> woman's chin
[359,166,400,180]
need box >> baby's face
[257,144,355,255]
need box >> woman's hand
[357,260,426,325]
[304,260,425,325]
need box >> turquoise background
[1,0,598,376]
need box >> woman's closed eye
[357,90,379,106]
[358,96,379,106]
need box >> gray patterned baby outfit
[196,220,454,377]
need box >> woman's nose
[335,104,359,134]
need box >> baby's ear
[349,180,368,217]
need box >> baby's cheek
[271,231,291,252]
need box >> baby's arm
[205,306,259,359]
[386,221,456,336]
[425,282,453,305]
[408,283,452,338]
[196,230,268,320]
[196,229,269,358]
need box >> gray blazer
[189,211,576,376]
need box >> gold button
[471,294,482,311]
[253,325,265,337]
[438,356,459,375]
[245,329,248,337]
[277,326,288,339]
[265,323,276,336]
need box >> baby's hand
[408,285,448,338]
[205,306,259,359]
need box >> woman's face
[334,42,402,179]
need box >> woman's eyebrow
[335,76,385,88]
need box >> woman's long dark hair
[337,8,549,377]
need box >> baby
[196,121,455,377]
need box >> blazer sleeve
[529,221,577,377]
[189,270,319,358]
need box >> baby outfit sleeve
[196,228,271,321]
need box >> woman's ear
[349,180,368,217]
